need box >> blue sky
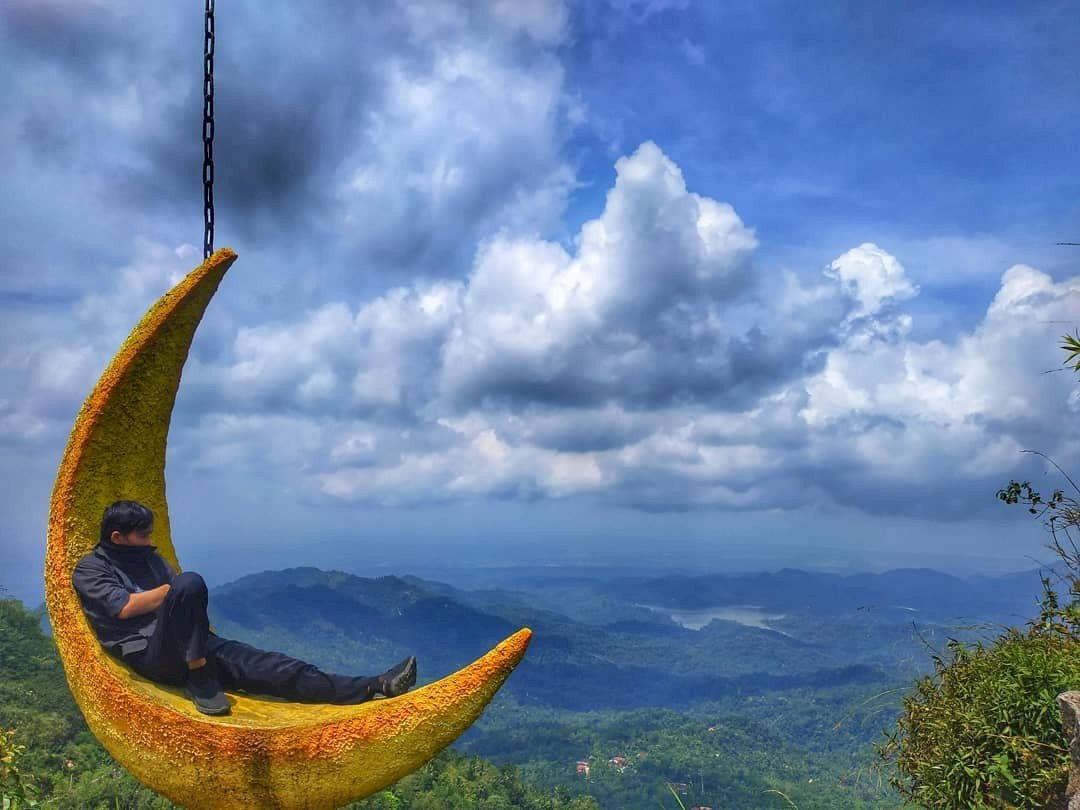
[2,1,1079,607]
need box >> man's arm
[72,556,171,621]
[116,584,170,619]
[72,558,129,620]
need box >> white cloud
[330,3,577,275]
[73,237,191,343]
[276,143,1080,514]
[0,0,579,315]
[824,242,919,321]
[0,397,48,445]
[8,135,1079,518]
[796,259,1080,512]
[438,141,765,409]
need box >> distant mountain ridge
[191,562,1057,712]
[208,566,519,684]
[19,561,1061,809]
[597,564,1061,620]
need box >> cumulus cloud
[438,141,768,410]
[825,242,919,321]
[0,0,579,312]
[0,236,224,446]
[328,4,577,277]
[797,261,1080,513]
[140,141,1077,516]
[6,85,1078,517]
[215,279,462,422]
[209,141,842,420]
[0,0,580,447]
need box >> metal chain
[203,0,215,260]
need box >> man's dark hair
[99,500,154,545]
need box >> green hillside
[3,560,939,809]
[0,596,596,809]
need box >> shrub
[874,624,1080,808]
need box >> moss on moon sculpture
[44,247,532,809]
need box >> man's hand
[116,583,170,620]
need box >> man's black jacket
[71,537,176,658]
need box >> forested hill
[16,562,1049,807]
[4,577,912,808]
[183,563,1053,713]
[0,595,597,809]
[197,567,889,711]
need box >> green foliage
[0,595,597,809]
[1060,331,1080,373]
[664,781,689,808]
[997,474,1080,636]
[0,596,174,809]
[874,625,1080,808]
[461,696,909,809]
[1,589,913,808]
[1,726,42,807]
[872,335,1080,808]
[349,748,598,809]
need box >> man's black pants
[121,571,382,704]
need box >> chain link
[203,0,215,260]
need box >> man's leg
[123,571,212,687]
[206,635,383,704]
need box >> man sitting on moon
[72,499,418,715]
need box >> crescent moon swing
[42,3,531,808]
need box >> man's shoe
[377,655,417,698]
[184,660,230,715]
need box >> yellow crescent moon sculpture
[44,247,532,809]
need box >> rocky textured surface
[1057,691,1080,810]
